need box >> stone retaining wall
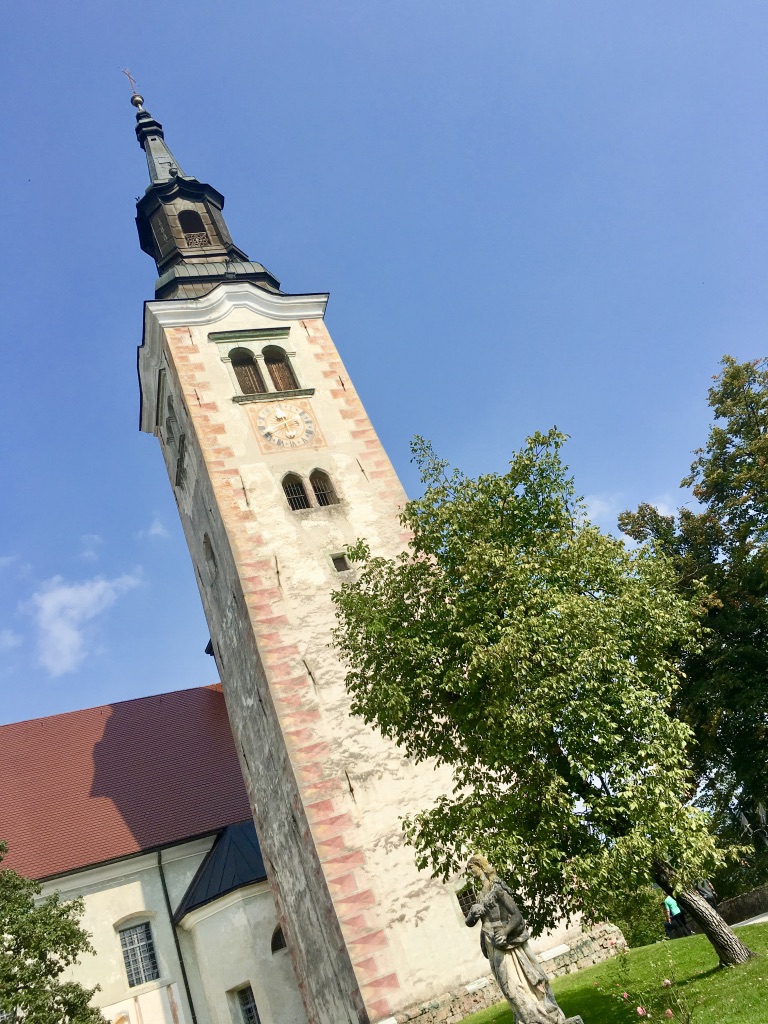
[717,885,768,925]
[383,923,626,1024]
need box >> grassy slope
[462,924,767,1024]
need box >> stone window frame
[229,983,262,1024]
[116,919,161,989]
[209,328,315,404]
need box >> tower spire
[129,94,280,300]
[131,93,186,184]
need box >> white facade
[42,835,307,1024]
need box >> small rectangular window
[119,922,160,987]
[332,554,350,573]
[456,886,477,916]
[237,986,261,1024]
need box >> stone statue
[464,856,581,1024]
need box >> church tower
[132,95,484,1024]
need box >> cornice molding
[145,281,329,330]
[176,880,271,930]
[37,836,216,897]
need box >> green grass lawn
[461,923,768,1024]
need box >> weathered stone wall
[717,885,768,925]
[383,923,626,1024]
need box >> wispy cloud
[28,572,142,677]
[80,534,104,561]
[583,492,624,532]
[584,491,682,536]
[0,629,21,652]
[0,555,18,571]
[138,515,169,541]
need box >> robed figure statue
[465,856,570,1024]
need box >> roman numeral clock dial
[257,401,315,448]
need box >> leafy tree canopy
[0,842,105,1024]
[333,430,730,936]
[619,357,768,814]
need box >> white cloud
[80,533,104,561]
[0,629,21,652]
[138,515,169,541]
[649,494,677,518]
[28,572,142,677]
[583,492,624,532]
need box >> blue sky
[2,2,767,724]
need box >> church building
[0,97,621,1024]
[129,90,492,1024]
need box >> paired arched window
[228,345,299,397]
[282,471,340,511]
[178,209,210,246]
[230,348,266,395]
[282,474,311,511]
[310,470,338,507]
[264,346,299,392]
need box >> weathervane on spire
[121,68,144,110]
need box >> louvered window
[237,986,261,1024]
[119,922,159,987]
[230,349,266,395]
[310,470,338,507]
[264,346,299,392]
[282,474,311,511]
[175,434,187,488]
[178,209,210,247]
[165,397,178,447]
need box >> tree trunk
[675,887,755,966]
[652,862,755,966]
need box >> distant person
[663,894,692,938]
[695,879,718,910]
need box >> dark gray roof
[174,819,267,923]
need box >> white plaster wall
[179,883,307,1024]
[38,841,308,1024]
[39,842,212,1023]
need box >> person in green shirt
[663,895,692,937]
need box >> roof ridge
[0,682,223,730]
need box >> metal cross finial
[121,68,139,94]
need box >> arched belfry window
[282,474,311,511]
[230,348,266,396]
[310,470,338,507]
[178,209,210,247]
[264,346,299,392]
[271,925,287,954]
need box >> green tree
[619,357,768,817]
[0,843,105,1023]
[332,430,754,965]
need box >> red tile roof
[0,686,252,880]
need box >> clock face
[257,402,315,448]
